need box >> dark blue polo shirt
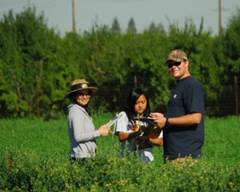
[164,76,204,158]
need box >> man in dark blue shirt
[150,49,204,161]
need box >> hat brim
[66,87,97,97]
[166,59,182,64]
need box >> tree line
[0,7,239,118]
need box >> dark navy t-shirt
[164,76,205,158]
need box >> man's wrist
[165,117,169,127]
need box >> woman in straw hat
[67,79,110,161]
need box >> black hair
[126,88,150,121]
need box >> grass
[0,115,239,164]
[203,116,240,164]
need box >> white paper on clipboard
[106,112,125,133]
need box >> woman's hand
[131,123,140,132]
[97,124,110,136]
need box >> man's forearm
[167,113,202,126]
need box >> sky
[0,0,240,35]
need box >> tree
[0,7,61,117]
[147,22,165,33]
[221,8,240,115]
[223,8,240,73]
[111,17,121,34]
[127,17,137,34]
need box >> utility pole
[218,0,222,35]
[72,0,76,33]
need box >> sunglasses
[78,91,91,96]
[167,61,181,68]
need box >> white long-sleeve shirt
[67,104,100,159]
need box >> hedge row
[1,151,240,192]
[0,7,240,117]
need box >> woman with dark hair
[115,88,163,163]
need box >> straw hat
[67,79,97,97]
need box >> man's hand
[149,112,167,129]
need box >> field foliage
[0,115,240,191]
